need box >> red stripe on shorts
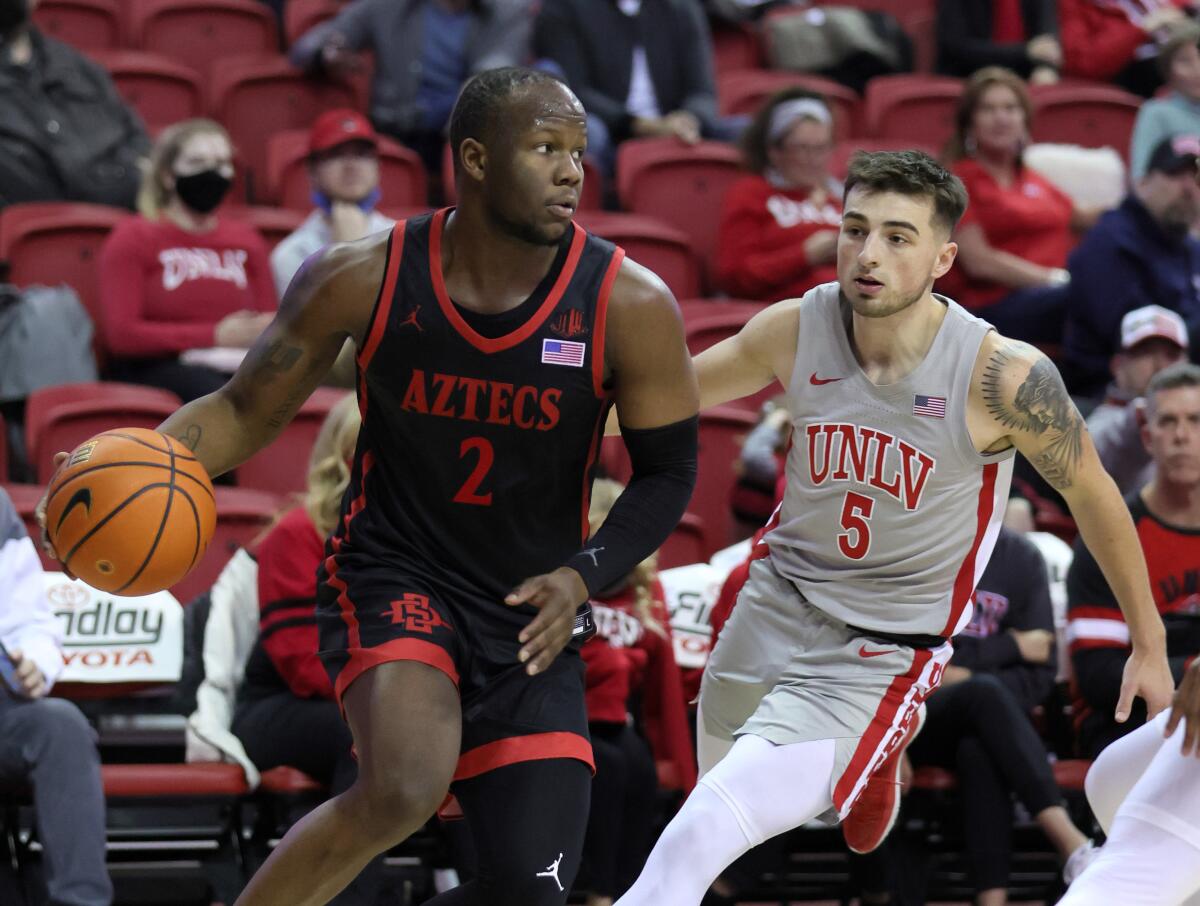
[453,731,595,782]
[333,637,460,705]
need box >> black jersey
[321,209,624,615]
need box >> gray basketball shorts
[700,556,952,821]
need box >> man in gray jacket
[290,0,532,170]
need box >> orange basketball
[44,428,216,597]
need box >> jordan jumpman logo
[580,547,605,567]
[399,305,423,331]
[536,853,564,891]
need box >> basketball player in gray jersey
[614,150,1174,906]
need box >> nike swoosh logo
[55,487,92,534]
[810,372,844,386]
[858,644,894,659]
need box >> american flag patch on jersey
[913,394,946,418]
[542,338,586,367]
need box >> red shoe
[841,702,925,854]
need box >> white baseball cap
[1120,305,1188,351]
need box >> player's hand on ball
[1165,659,1200,757]
[506,567,588,676]
[1117,647,1175,723]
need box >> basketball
[44,428,216,597]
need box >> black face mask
[0,0,28,40]
[173,169,232,214]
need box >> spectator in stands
[577,478,693,906]
[941,67,1095,344]
[270,110,394,298]
[0,0,148,209]
[231,394,385,905]
[534,0,736,176]
[715,90,841,303]
[935,0,1062,83]
[98,120,277,402]
[1087,305,1189,494]
[1068,362,1200,759]
[1130,22,1200,178]
[1059,0,1193,96]
[0,488,112,906]
[290,0,532,172]
[1061,134,1200,397]
[905,527,1092,906]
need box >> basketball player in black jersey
[81,69,698,905]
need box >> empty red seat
[717,70,858,140]
[208,56,358,198]
[0,202,128,341]
[711,21,762,77]
[32,0,121,50]
[832,138,940,178]
[678,298,769,327]
[575,211,701,301]
[617,138,743,292]
[863,74,963,146]
[284,0,340,47]
[172,486,280,604]
[88,51,203,129]
[266,130,427,209]
[441,143,604,211]
[101,762,249,798]
[130,0,278,78]
[695,407,758,555]
[24,382,183,483]
[225,205,305,252]
[235,387,350,496]
[658,513,709,569]
[1030,83,1141,162]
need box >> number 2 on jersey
[453,437,494,506]
[837,491,875,560]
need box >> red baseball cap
[308,109,378,156]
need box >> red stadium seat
[862,74,963,146]
[441,143,604,211]
[101,762,250,798]
[696,407,758,555]
[574,211,701,301]
[24,382,183,483]
[1030,83,1141,162]
[87,51,203,129]
[235,387,351,496]
[130,0,278,78]
[172,486,280,604]
[259,765,326,794]
[208,56,358,198]
[266,130,428,209]
[224,205,305,252]
[0,202,128,343]
[32,0,121,51]
[658,513,709,569]
[717,70,859,139]
[831,138,940,178]
[284,0,340,47]
[616,138,743,291]
[677,298,769,327]
[711,21,762,77]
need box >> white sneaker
[1063,839,1100,885]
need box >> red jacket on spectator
[99,215,276,358]
[253,506,333,700]
[716,176,842,302]
[582,581,697,792]
[1059,0,1187,81]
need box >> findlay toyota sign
[43,575,184,683]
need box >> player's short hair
[1146,361,1200,413]
[448,67,567,174]
[843,150,969,235]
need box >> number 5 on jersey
[838,491,875,560]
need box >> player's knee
[354,772,445,840]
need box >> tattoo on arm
[171,424,203,452]
[262,340,303,377]
[981,345,1084,490]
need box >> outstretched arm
[158,232,386,477]
[973,335,1172,721]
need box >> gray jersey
[766,283,1014,638]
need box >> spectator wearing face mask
[98,119,277,401]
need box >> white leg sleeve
[615,734,836,906]
[1057,817,1200,906]
[1084,714,1166,833]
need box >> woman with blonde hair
[232,394,384,906]
[98,118,276,401]
[576,478,695,906]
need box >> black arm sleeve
[565,415,698,595]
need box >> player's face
[484,86,587,247]
[837,187,956,319]
[1143,385,1200,487]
